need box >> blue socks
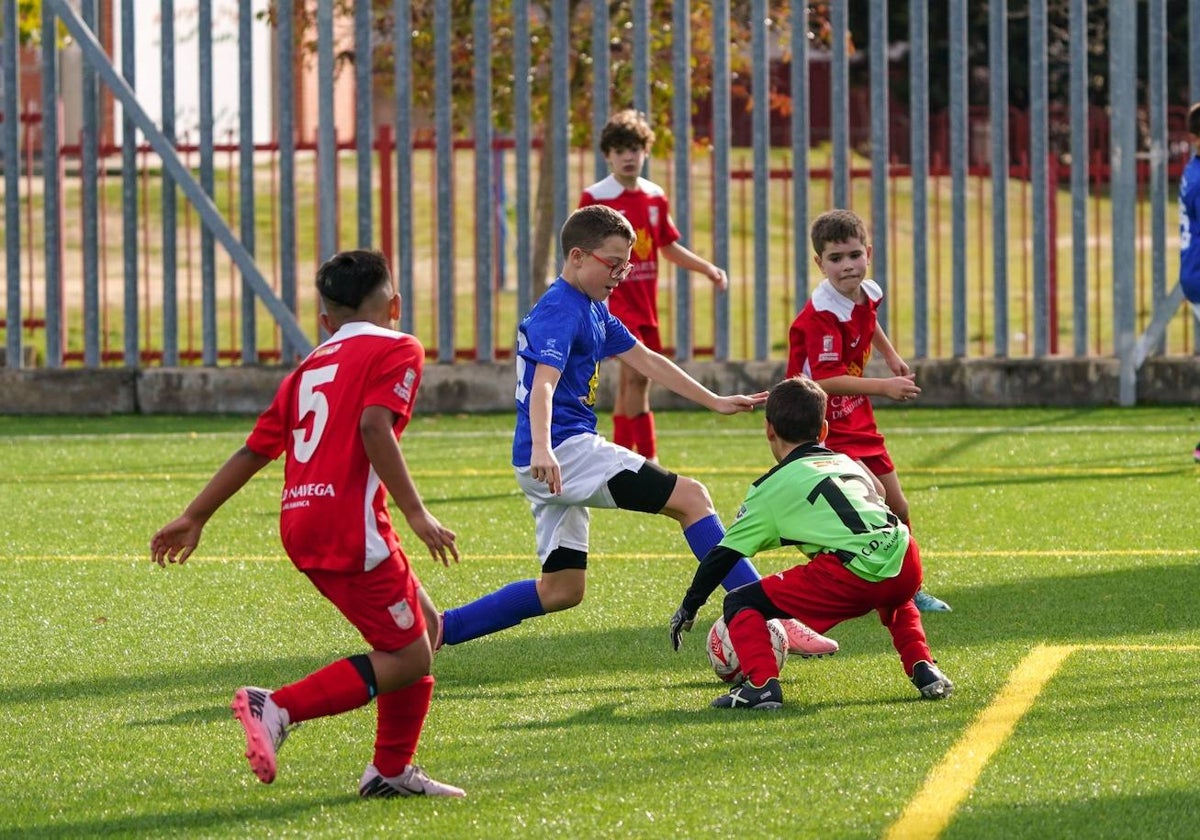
[441,579,546,646]
[441,517,753,647]
[684,514,760,590]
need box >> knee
[537,577,585,612]
[669,476,714,519]
[722,582,766,623]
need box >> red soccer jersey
[579,174,681,328]
[786,279,887,459]
[245,322,424,573]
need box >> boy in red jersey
[579,109,728,461]
[150,250,465,798]
[786,209,950,613]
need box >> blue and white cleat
[913,589,952,612]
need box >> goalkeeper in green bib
[670,377,953,710]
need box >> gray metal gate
[3,1,1200,406]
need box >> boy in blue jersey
[1180,103,1200,461]
[670,376,952,710]
[436,205,837,656]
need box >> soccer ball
[707,616,788,683]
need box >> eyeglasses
[585,250,635,281]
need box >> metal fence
[3,0,1200,405]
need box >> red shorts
[305,551,425,652]
[626,323,662,354]
[759,540,923,634]
[858,450,896,478]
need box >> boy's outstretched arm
[616,342,767,414]
[669,545,744,650]
[659,241,729,291]
[817,372,920,402]
[360,405,459,567]
[150,445,272,567]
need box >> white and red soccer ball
[706,616,788,683]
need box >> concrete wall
[1,358,1198,416]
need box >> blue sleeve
[521,305,579,372]
[602,306,638,357]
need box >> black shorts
[606,459,678,514]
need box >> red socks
[272,657,372,724]
[727,610,782,685]
[613,412,656,458]
[612,414,634,449]
[373,676,434,776]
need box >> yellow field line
[8,549,1200,563]
[884,643,1200,840]
[4,463,1191,483]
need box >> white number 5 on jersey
[293,365,339,463]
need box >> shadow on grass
[0,654,332,707]
[4,563,1193,711]
[944,787,1200,839]
[0,795,355,840]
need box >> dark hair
[315,249,391,310]
[560,205,635,255]
[1189,102,1200,137]
[599,109,655,154]
[765,377,827,444]
[810,209,870,256]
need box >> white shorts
[515,433,646,563]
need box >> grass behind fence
[3,145,1197,365]
[1,405,1198,838]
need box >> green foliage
[258,1,829,154]
[0,407,1198,837]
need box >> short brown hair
[1188,102,1200,137]
[765,377,827,444]
[599,109,655,154]
[560,205,636,255]
[810,209,870,256]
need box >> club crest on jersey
[393,367,417,403]
[649,206,660,228]
[388,600,415,630]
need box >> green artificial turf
[1,406,1197,838]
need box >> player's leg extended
[441,453,600,645]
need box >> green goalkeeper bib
[719,443,909,582]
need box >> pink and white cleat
[780,619,839,657]
[231,687,295,784]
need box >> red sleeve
[785,313,804,378]
[656,196,681,248]
[244,370,294,460]
[578,190,596,208]
[363,336,425,434]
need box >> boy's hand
[712,391,769,415]
[529,448,562,495]
[669,604,697,650]
[150,516,204,567]
[881,374,921,403]
[708,266,729,292]
[406,508,460,566]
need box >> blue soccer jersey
[512,277,636,467]
[1180,153,1200,304]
